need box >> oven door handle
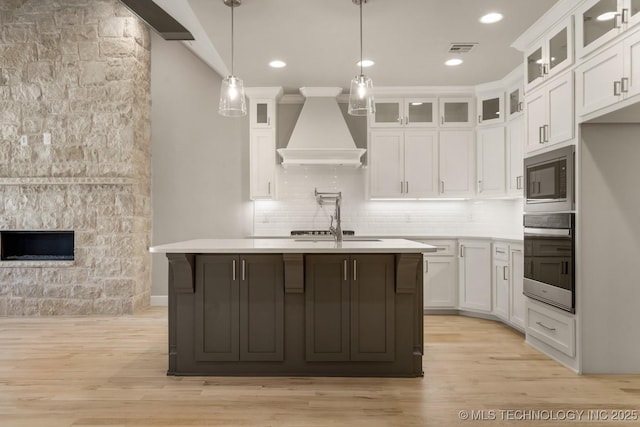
[524,227,571,237]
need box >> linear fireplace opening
[0,231,75,261]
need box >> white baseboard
[150,295,168,306]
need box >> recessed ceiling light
[357,59,375,67]
[269,60,286,68]
[596,11,617,21]
[480,12,503,24]
[445,58,463,66]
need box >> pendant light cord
[231,2,235,76]
[359,0,363,75]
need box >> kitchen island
[150,238,435,377]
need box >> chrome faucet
[315,189,343,242]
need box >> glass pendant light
[218,0,246,117]
[348,0,375,116]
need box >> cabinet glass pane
[549,28,568,71]
[482,98,500,121]
[443,102,468,123]
[527,48,543,83]
[374,102,400,123]
[256,103,268,124]
[509,89,520,115]
[632,0,640,19]
[407,102,433,124]
[582,0,618,48]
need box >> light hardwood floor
[1,309,639,426]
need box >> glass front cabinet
[438,98,474,127]
[576,0,640,58]
[477,91,504,125]
[370,98,437,128]
[525,16,574,91]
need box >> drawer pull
[536,321,556,332]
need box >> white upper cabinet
[250,98,275,129]
[368,130,439,198]
[576,29,640,118]
[506,116,525,197]
[477,91,505,126]
[476,126,506,196]
[439,98,474,127]
[370,98,437,128]
[576,0,640,58]
[507,82,525,120]
[249,129,276,199]
[525,16,574,92]
[524,71,574,154]
[438,130,475,197]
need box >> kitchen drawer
[413,239,456,256]
[492,242,509,262]
[526,300,575,357]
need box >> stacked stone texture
[0,0,151,315]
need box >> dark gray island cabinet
[152,238,434,377]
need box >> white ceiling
[154,0,559,94]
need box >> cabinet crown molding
[511,0,582,52]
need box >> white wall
[580,123,640,374]
[150,33,251,298]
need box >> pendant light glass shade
[348,0,374,116]
[348,74,375,116]
[218,0,247,117]
[219,75,246,117]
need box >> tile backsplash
[253,167,523,238]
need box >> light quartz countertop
[149,238,436,254]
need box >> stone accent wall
[0,0,151,316]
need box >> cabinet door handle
[539,126,544,144]
[441,115,444,125]
[459,244,464,258]
[503,265,508,280]
[615,12,622,28]
[621,77,629,93]
[518,101,523,112]
[344,259,348,281]
[543,124,549,142]
[397,117,403,125]
[353,259,357,281]
[614,80,622,96]
[425,259,429,273]
[400,181,404,194]
[478,180,483,193]
[536,321,557,332]
[232,259,236,281]
[241,259,246,281]
[622,8,629,24]
[478,114,482,124]
[268,181,271,195]
[543,63,549,75]
[405,181,409,194]
[440,180,445,194]
[267,117,271,126]
[405,116,409,126]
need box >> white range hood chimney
[277,87,366,167]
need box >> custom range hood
[277,87,366,167]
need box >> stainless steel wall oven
[523,213,575,313]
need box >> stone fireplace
[0,0,151,316]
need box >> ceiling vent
[448,43,478,54]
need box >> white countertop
[149,238,436,254]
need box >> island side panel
[166,253,194,375]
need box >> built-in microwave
[523,145,574,213]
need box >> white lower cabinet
[509,245,525,330]
[420,240,457,309]
[493,243,510,322]
[526,298,576,358]
[458,240,492,312]
[492,241,526,330]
